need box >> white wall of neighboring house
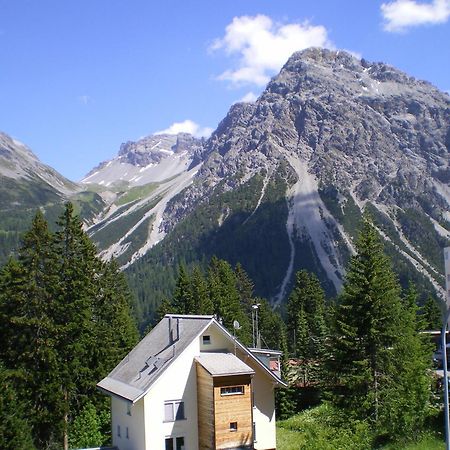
[111,396,145,450]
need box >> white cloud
[78,95,91,105]
[381,0,450,32]
[154,120,213,138]
[211,15,332,87]
[238,92,258,103]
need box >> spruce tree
[379,285,432,439]
[190,265,213,314]
[172,264,195,314]
[0,211,61,446]
[286,270,327,387]
[421,295,442,330]
[207,258,251,344]
[329,217,432,437]
[0,364,36,450]
[0,205,138,449]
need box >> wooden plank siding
[196,363,215,450]
[213,375,253,450]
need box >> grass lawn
[276,405,445,450]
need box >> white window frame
[220,385,244,396]
[164,400,186,422]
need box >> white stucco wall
[111,396,145,450]
[142,336,202,450]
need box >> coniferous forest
[0,207,445,449]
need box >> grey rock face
[157,48,449,300]
[167,48,449,226]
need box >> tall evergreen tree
[421,294,442,330]
[190,265,213,314]
[0,211,61,446]
[379,285,432,439]
[329,217,432,436]
[171,264,195,314]
[207,257,251,344]
[287,270,327,359]
[0,205,138,449]
[0,364,36,450]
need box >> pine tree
[207,258,251,344]
[0,211,62,446]
[421,294,442,330]
[287,270,326,359]
[0,205,138,449]
[329,217,432,437]
[379,285,432,439]
[0,364,36,450]
[172,264,195,314]
[190,265,213,314]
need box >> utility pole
[442,247,450,450]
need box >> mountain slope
[0,133,105,263]
[123,48,449,324]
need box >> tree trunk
[63,388,69,450]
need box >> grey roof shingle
[97,315,213,402]
[195,353,255,377]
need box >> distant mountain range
[1,48,449,326]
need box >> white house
[97,314,286,450]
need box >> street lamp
[252,303,261,348]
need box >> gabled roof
[195,353,254,377]
[97,314,286,403]
[98,315,214,402]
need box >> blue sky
[1,0,449,180]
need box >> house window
[176,437,185,450]
[165,436,185,450]
[126,403,132,416]
[230,421,238,432]
[202,335,211,345]
[253,422,256,442]
[164,400,185,422]
[221,385,244,396]
[117,425,121,437]
[126,427,129,439]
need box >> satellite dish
[233,320,241,330]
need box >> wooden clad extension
[196,363,254,450]
[196,363,215,449]
[214,375,253,449]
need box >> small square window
[230,421,238,432]
[164,400,185,422]
[202,335,211,345]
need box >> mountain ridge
[1,48,449,326]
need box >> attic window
[230,421,238,432]
[221,385,244,396]
[202,335,211,345]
